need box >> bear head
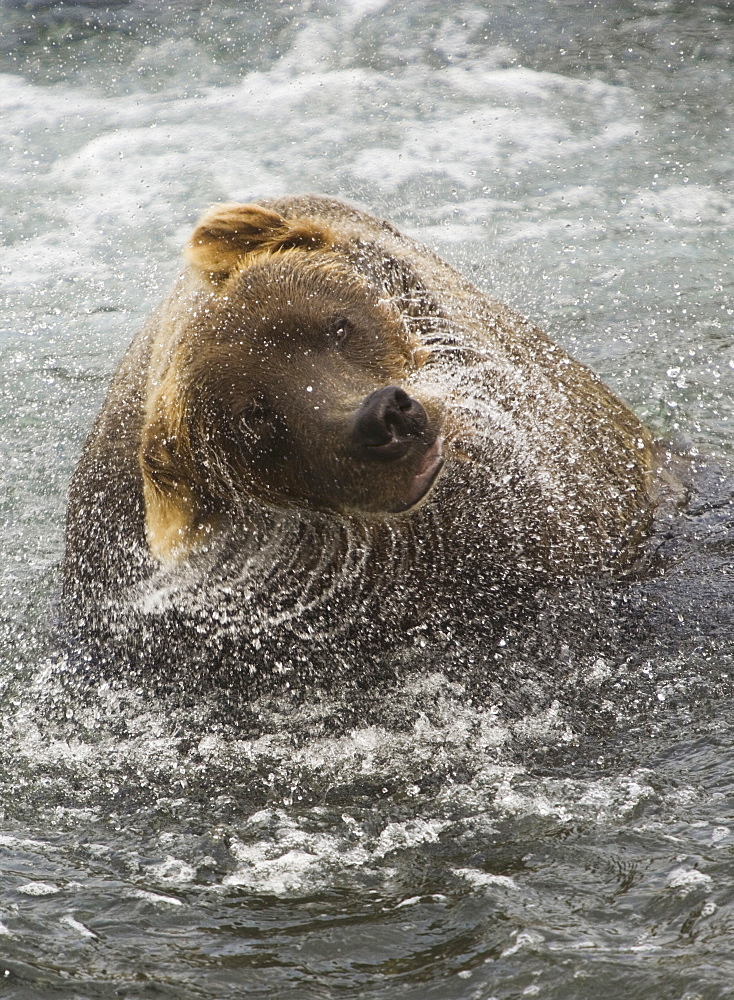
[139,203,446,562]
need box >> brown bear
[61,195,678,687]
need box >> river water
[1,1,733,997]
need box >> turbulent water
[1,1,733,997]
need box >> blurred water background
[0,2,733,997]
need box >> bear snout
[351,386,430,461]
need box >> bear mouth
[390,436,445,513]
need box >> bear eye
[329,315,352,346]
[239,399,269,434]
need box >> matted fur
[62,195,680,685]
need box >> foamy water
[1,2,733,997]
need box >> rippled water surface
[1,2,733,997]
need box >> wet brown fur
[62,196,679,663]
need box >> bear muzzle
[350,386,445,512]
[351,386,429,461]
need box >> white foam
[342,0,390,16]
[501,929,546,958]
[129,889,183,906]
[0,834,49,850]
[60,914,97,939]
[223,847,324,894]
[17,881,59,896]
[374,818,450,857]
[666,867,713,894]
[453,868,519,891]
[620,184,731,227]
[224,816,374,896]
[148,856,197,885]
[1,29,671,308]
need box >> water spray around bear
[62,196,682,690]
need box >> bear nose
[352,386,429,461]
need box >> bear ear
[185,202,331,278]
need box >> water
[1,1,733,996]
